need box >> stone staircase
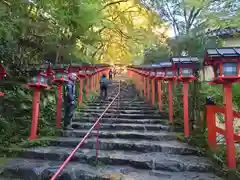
[0,80,223,180]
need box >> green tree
[143,44,171,64]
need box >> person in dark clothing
[206,96,215,105]
[100,74,108,102]
[64,73,77,130]
[113,68,116,79]
[109,69,113,80]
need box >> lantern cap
[206,47,240,58]
[158,62,172,68]
[132,62,172,69]
[204,47,240,66]
[171,56,199,64]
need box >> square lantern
[79,70,86,75]
[156,71,165,77]
[182,68,193,77]
[171,56,199,77]
[28,72,49,88]
[166,69,174,76]
[223,63,237,76]
[150,71,155,77]
[204,47,240,80]
[56,71,68,81]
[86,70,92,76]
[158,62,173,77]
[52,66,69,83]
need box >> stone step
[0,177,22,180]
[73,117,168,125]
[76,112,165,119]
[93,100,146,104]
[71,122,169,131]
[61,129,177,141]
[87,102,151,106]
[0,158,223,180]
[47,137,198,155]
[81,105,155,110]
[78,109,159,114]
[17,147,215,173]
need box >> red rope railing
[50,81,121,180]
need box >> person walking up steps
[113,68,116,79]
[100,73,109,102]
[109,69,113,80]
[63,73,77,130]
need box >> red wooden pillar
[89,76,92,92]
[78,78,83,104]
[183,81,189,137]
[85,77,89,100]
[224,83,236,168]
[29,88,41,140]
[147,78,151,101]
[139,74,143,95]
[206,105,217,149]
[95,73,98,90]
[223,85,226,104]
[157,80,162,112]
[93,74,95,90]
[151,78,155,106]
[91,74,94,91]
[93,74,96,90]
[56,83,63,128]
[138,74,141,91]
[96,72,99,90]
[168,81,173,121]
[143,77,146,97]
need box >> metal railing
[50,80,121,180]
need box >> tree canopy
[142,0,240,64]
[0,0,170,69]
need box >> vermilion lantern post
[204,47,240,169]
[143,68,151,102]
[142,68,148,98]
[25,71,50,140]
[0,64,6,96]
[154,63,169,112]
[93,68,98,90]
[52,65,69,128]
[171,57,199,137]
[133,66,143,93]
[85,68,93,100]
[138,67,146,97]
[78,68,87,104]
[91,68,97,91]
[149,69,156,106]
[164,62,177,122]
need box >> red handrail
[206,105,240,147]
[206,104,240,169]
[50,81,121,180]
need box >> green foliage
[143,44,171,64]
[0,84,59,147]
[0,0,103,67]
